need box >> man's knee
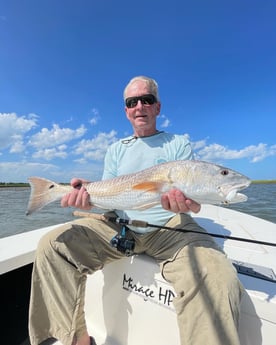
[36,223,75,257]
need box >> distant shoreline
[0,183,30,188]
[252,180,276,184]
[1,180,276,188]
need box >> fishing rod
[73,211,276,248]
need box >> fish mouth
[219,181,251,204]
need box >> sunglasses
[125,94,157,108]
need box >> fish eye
[221,169,229,176]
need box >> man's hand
[61,178,93,210]
[161,189,201,214]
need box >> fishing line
[72,211,276,248]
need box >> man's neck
[134,129,160,138]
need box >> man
[29,76,243,345]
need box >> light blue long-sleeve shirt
[102,132,193,233]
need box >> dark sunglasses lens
[125,94,157,108]
[125,98,138,108]
[140,95,155,105]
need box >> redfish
[26,160,251,215]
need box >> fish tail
[26,177,70,215]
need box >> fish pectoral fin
[132,181,163,193]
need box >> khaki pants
[29,213,243,345]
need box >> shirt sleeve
[174,135,194,161]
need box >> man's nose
[135,99,144,108]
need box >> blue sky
[0,0,276,182]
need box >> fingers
[161,189,201,214]
[161,194,170,210]
[161,189,185,213]
[61,178,92,210]
[185,198,201,214]
[71,178,83,189]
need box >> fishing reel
[110,226,135,256]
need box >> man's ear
[156,101,161,115]
[125,106,131,120]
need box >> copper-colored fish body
[26,160,251,215]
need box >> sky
[0,0,276,182]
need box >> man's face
[124,80,161,135]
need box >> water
[0,187,76,238]
[222,183,276,224]
[0,184,276,239]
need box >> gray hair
[123,76,160,101]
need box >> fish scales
[83,163,173,209]
[26,160,251,215]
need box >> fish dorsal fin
[132,181,163,193]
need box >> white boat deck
[1,205,276,345]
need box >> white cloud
[193,141,276,163]
[0,162,60,182]
[32,145,68,160]
[74,130,118,161]
[1,110,275,182]
[89,108,100,126]
[191,139,208,151]
[158,114,171,128]
[0,112,38,151]
[10,137,25,153]
[74,157,87,164]
[244,143,276,162]
[0,160,105,183]
[29,124,87,149]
